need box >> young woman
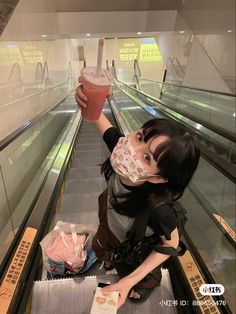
[75,86,200,308]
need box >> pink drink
[80,67,112,121]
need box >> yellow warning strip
[0,227,37,314]
[178,250,221,313]
[213,214,236,242]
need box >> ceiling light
[137,32,142,35]
[227,29,232,33]
[180,31,185,34]
[86,33,91,37]
[41,34,47,38]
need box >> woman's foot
[104,261,114,271]
[129,289,141,300]
[128,286,155,303]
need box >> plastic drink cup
[80,66,112,121]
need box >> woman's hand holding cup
[75,80,87,110]
[75,78,112,113]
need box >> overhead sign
[118,38,163,63]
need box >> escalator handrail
[0,80,71,152]
[111,59,117,79]
[134,59,141,77]
[0,113,82,313]
[137,76,236,97]
[114,82,236,184]
[116,78,236,142]
[133,58,235,96]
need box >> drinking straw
[96,39,104,75]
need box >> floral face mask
[110,136,160,183]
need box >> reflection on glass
[0,169,15,264]
[119,82,235,165]
[0,95,78,264]
[139,78,236,135]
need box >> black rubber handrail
[114,82,236,183]
[134,59,236,97]
[0,82,70,152]
[116,79,236,142]
[0,114,82,313]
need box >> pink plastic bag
[40,221,96,275]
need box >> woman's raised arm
[93,113,113,136]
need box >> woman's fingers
[75,84,88,109]
[76,86,87,102]
[102,281,130,309]
[102,284,116,293]
[75,94,86,108]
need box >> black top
[103,127,177,240]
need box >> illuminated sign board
[0,43,43,66]
[118,38,163,63]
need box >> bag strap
[151,240,186,256]
[127,202,187,257]
[127,201,166,244]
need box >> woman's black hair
[101,118,200,217]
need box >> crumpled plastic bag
[40,221,96,275]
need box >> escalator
[109,88,235,312]
[30,107,179,314]
[110,71,235,178]
[137,77,235,139]
[111,59,235,142]
[0,92,235,313]
[112,83,235,181]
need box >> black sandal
[104,261,115,271]
[128,286,155,303]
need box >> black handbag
[108,202,187,268]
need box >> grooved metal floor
[31,271,176,314]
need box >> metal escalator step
[78,128,99,134]
[64,178,106,194]
[73,151,108,159]
[80,123,97,128]
[31,275,118,314]
[74,146,111,157]
[77,138,104,144]
[31,271,176,314]
[54,211,99,226]
[71,157,104,167]
[60,192,100,213]
[75,143,107,151]
[78,133,101,139]
[74,151,109,161]
[68,167,102,180]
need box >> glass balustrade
[136,78,236,137]
[115,82,236,166]
[0,95,78,265]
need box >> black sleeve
[103,127,124,153]
[148,204,177,240]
